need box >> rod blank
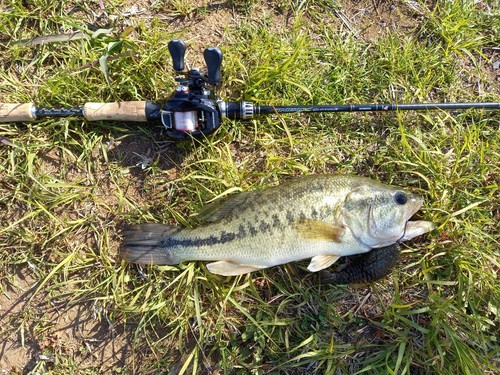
[257,102,500,114]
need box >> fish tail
[121,223,183,265]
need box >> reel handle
[168,40,187,72]
[203,47,223,86]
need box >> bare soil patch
[0,268,135,373]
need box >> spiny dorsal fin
[198,190,256,222]
[293,220,344,242]
[308,255,340,272]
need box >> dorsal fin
[198,190,256,222]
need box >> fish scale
[122,174,435,278]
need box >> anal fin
[307,254,340,272]
[206,261,266,276]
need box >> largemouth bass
[122,175,434,276]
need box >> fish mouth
[406,195,424,221]
[398,195,428,243]
[399,220,436,242]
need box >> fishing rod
[1,40,499,140]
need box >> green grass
[1,0,499,373]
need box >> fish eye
[393,191,408,205]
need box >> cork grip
[0,103,36,122]
[83,101,148,122]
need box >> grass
[0,0,499,373]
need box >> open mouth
[400,220,436,242]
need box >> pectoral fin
[307,255,340,272]
[294,220,344,242]
[206,261,266,276]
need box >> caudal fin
[121,223,182,265]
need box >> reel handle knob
[168,40,187,71]
[203,47,223,86]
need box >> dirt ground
[0,270,132,373]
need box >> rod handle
[0,103,35,122]
[83,101,149,122]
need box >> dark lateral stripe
[160,225,249,248]
[157,215,288,248]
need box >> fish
[121,174,435,276]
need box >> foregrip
[0,103,36,122]
[83,101,149,121]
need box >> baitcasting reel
[159,40,254,139]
